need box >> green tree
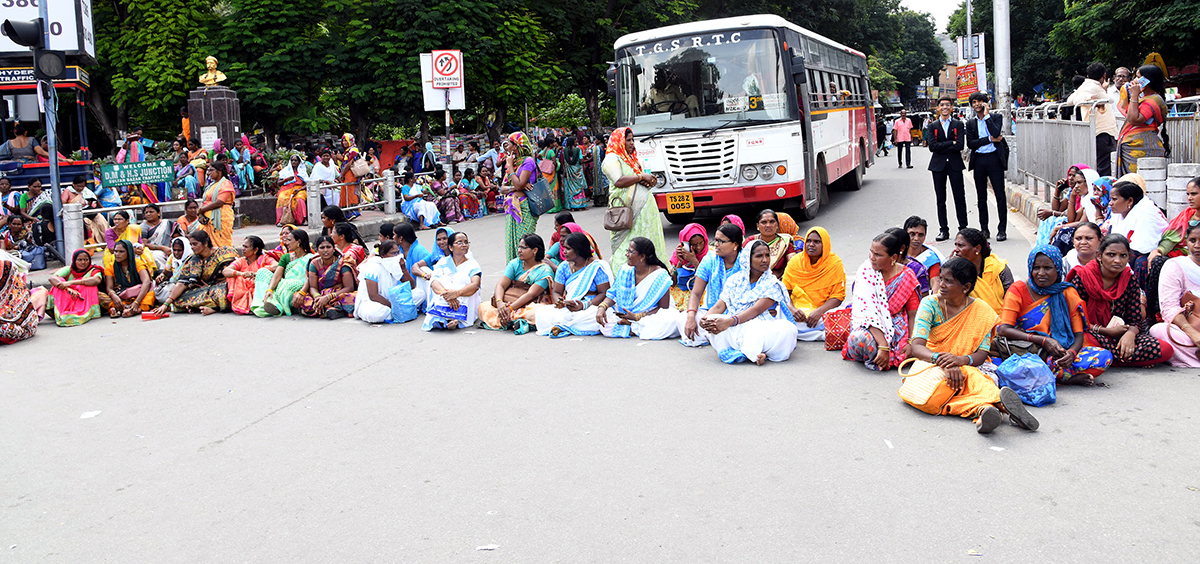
[1050,0,1200,75]
[212,0,329,149]
[947,0,1075,97]
[880,10,946,100]
[868,54,898,92]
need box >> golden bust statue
[199,56,227,86]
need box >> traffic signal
[1,18,67,81]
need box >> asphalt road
[5,151,1199,563]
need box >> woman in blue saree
[595,237,681,340]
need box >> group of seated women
[1035,169,1200,368]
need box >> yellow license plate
[666,192,694,214]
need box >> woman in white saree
[422,232,482,331]
[700,240,798,364]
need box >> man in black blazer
[924,96,967,241]
[966,92,1010,241]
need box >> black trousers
[895,142,911,166]
[932,168,967,232]
[1096,133,1116,177]
[972,151,1007,233]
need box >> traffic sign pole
[40,1,65,258]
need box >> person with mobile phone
[1116,65,1168,176]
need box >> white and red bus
[609,14,875,223]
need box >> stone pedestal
[188,86,241,151]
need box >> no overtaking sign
[431,50,462,89]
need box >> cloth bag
[387,282,419,324]
[821,307,852,351]
[896,358,957,415]
[996,353,1056,407]
[21,246,46,271]
[525,177,555,217]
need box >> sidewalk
[1005,179,1052,229]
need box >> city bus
[608,14,875,223]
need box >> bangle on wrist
[932,352,940,361]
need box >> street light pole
[994,0,1013,134]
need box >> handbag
[989,335,1042,360]
[896,358,957,415]
[21,246,46,271]
[538,158,555,175]
[524,176,555,217]
[604,193,634,232]
[351,158,371,177]
[822,307,852,351]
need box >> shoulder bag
[604,192,634,232]
[896,358,957,415]
[351,158,370,177]
[524,176,555,217]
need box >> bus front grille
[663,137,737,186]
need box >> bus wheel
[839,143,865,191]
[665,212,695,225]
[800,163,828,221]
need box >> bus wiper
[642,127,701,141]
[702,118,786,138]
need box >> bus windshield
[616,28,792,133]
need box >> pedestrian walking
[892,109,914,168]
[875,120,889,157]
[924,97,967,241]
[966,92,1010,241]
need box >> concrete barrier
[1167,163,1200,219]
[1139,157,1168,209]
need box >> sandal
[109,307,121,319]
[999,387,1040,431]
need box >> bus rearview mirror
[791,56,806,83]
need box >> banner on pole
[956,65,979,104]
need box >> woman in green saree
[252,229,314,317]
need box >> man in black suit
[924,96,967,241]
[966,92,1010,241]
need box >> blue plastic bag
[996,353,1056,407]
[386,282,419,324]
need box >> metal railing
[305,170,398,229]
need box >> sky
[902,0,959,35]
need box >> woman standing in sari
[782,226,845,341]
[680,224,744,347]
[906,258,1040,434]
[479,233,554,333]
[952,228,1012,314]
[298,236,356,319]
[101,240,155,318]
[595,237,680,340]
[603,129,664,271]
[338,133,362,210]
[1150,224,1200,367]
[536,232,614,337]
[502,132,541,262]
[153,231,238,315]
[224,235,277,315]
[423,232,483,331]
[701,240,798,364]
[252,229,313,317]
[560,137,588,210]
[1116,65,1168,176]
[588,132,608,207]
[46,249,103,327]
[843,230,921,370]
[998,245,1114,384]
[744,209,795,278]
[538,138,563,214]
[276,154,308,226]
[1068,234,1173,366]
[199,162,236,247]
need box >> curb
[1005,181,1050,228]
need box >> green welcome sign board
[100,160,175,188]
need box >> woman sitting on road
[1067,234,1173,366]
[1150,223,1200,367]
[776,212,802,253]
[152,231,239,315]
[545,212,576,262]
[1036,164,1090,249]
[536,232,614,337]
[546,222,602,269]
[252,229,314,317]
[224,235,277,315]
[104,210,156,274]
[140,203,179,270]
[701,239,798,365]
[423,231,483,331]
[1106,180,1168,291]
[903,216,945,294]
[0,255,44,345]
[394,223,431,310]
[998,245,1114,385]
[479,234,554,333]
[594,237,680,340]
[299,235,356,319]
[401,172,441,229]
[353,239,419,324]
[680,224,744,347]
[951,228,1012,314]
[781,226,845,341]
[176,199,205,237]
[843,230,921,371]
[46,249,103,327]
[744,209,795,278]
[152,237,191,304]
[671,223,708,292]
[432,169,463,223]
[887,227,930,296]
[1062,222,1102,272]
[101,240,155,318]
[332,221,368,278]
[905,257,1040,435]
[1146,177,1200,321]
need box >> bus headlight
[654,172,667,187]
[759,164,774,180]
[740,165,758,181]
